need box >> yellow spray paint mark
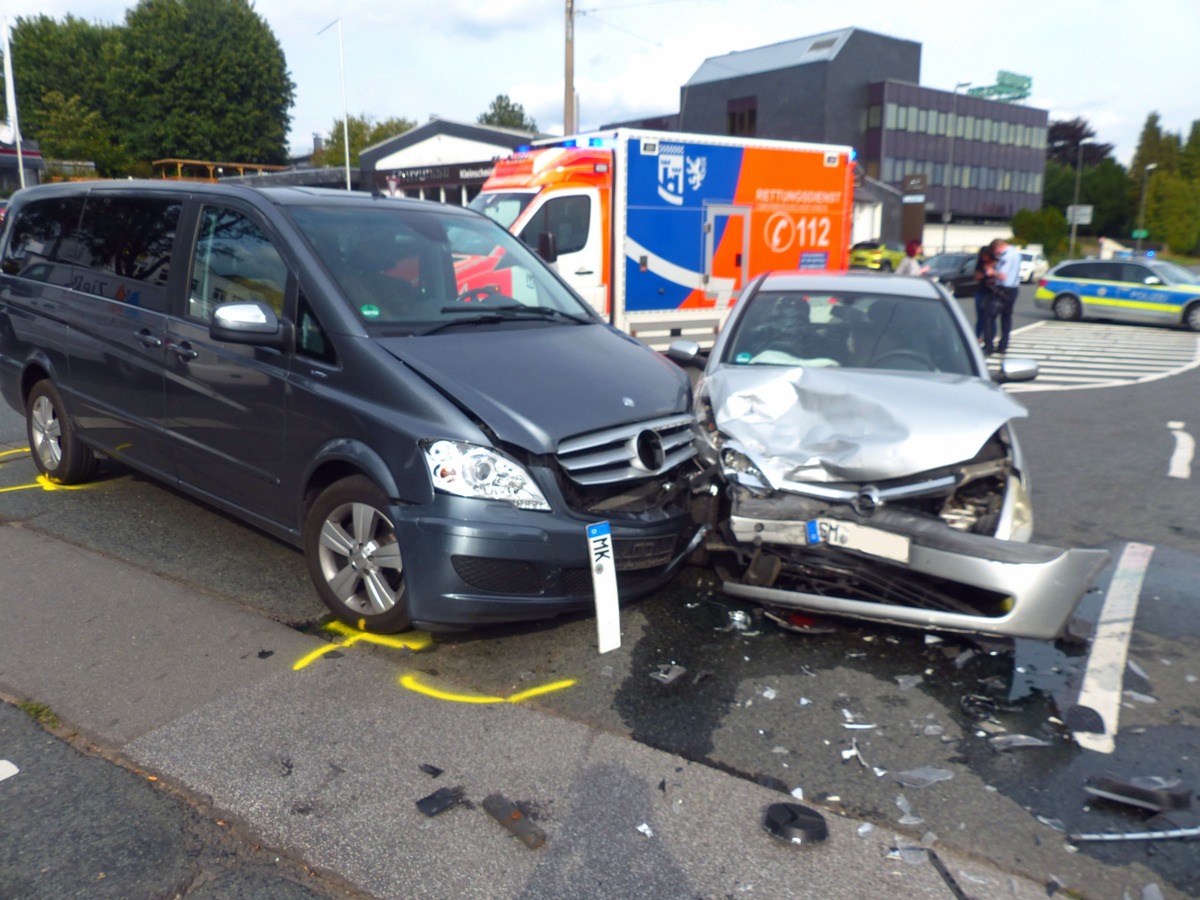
[398,672,577,705]
[0,448,30,458]
[291,619,433,670]
[0,474,94,493]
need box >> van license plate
[805,518,910,564]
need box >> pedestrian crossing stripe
[992,321,1200,392]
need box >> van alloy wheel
[305,476,412,633]
[26,380,98,484]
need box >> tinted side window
[0,196,85,284]
[1057,263,1105,280]
[520,195,590,255]
[1120,264,1155,284]
[74,196,181,311]
[297,293,336,365]
[188,207,288,322]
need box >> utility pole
[1137,162,1157,253]
[564,0,576,135]
[1068,140,1092,258]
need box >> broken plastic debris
[763,608,835,634]
[790,786,804,800]
[762,802,828,845]
[762,687,777,700]
[797,697,813,707]
[895,674,923,691]
[649,664,687,684]
[894,767,954,789]
[841,737,868,767]
[636,822,654,838]
[1084,775,1192,813]
[989,734,1052,752]
[482,794,546,849]
[924,634,943,644]
[415,785,465,817]
[857,822,875,837]
[418,763,443,778]
[723,610,752,632]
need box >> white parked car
[1020,249,1049,283]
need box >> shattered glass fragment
[988,734,1052,752]
[894,766,954,789]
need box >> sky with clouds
[4,0,1197,165]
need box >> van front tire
[26,380,98,484]
[305,476,412,633]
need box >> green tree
[312,115,415,169]
[477,94,537,131]
[1046,117,1113,168]
[1082,158,1132,241]
[105,0,294,164]
[3,14,117,141]
[1012,206,1068,255]
[1145,170,1200,255]
[35,91,130,175]
[1180,121,1200,182]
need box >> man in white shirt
[992,238,1023,354]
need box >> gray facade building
[612,27,1047,226]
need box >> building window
[727,97,757,136]
[963,116,975,140]
[907,106,918,131]
[896,105,907,130]
[868,105,881,128]
[885,103,898,129]
[917,109,928,132]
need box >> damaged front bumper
[720,502,1109,641]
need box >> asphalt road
[2,293,1197,899]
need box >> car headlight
[1005,473,1034,542]
[720,447,770,490]
[423,440,551,511]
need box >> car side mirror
[210,301,289,349]
[997,356,1038,383]
[666,339,703,366]
[1145,277,1163,286]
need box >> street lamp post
[319,18,352,191]
[1068,140,1093,258]
[941,81,971,254]
[1137,162,1158,253]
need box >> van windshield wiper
[420,304,592,336]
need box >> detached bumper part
[724,513,1109,640]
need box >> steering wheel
[869,348,934,371]
[453,285,505,304]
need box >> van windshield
[287,203,594,332]
[468,191,536,230]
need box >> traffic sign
[1131,229,1149,239]
[1067,205,1093,225]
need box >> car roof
[6,179,476,218]
[755,269,946,299]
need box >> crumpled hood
[376,325,690,454]
[703,365,1028,485]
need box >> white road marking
[1073,542,1155,753]
[1167,421,1194,479]
[0,759,18,782]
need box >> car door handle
[170,342,198,361]
[574,268,594,275]
[134,329,162,348]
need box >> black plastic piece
[418,764,444,778]
[482,793,546,849]
[1085,775,1192,812]
[416,785,465,817]
[762,802,828,845]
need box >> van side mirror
[666,339,703,366]
[537,231,558,264]
[211,301,289,349]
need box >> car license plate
[805,518,910,564]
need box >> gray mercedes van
[0,181,702,632]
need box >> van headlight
[423,440,551,511]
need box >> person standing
[973,244,999,351]
[895,240,929,276]
[992,238,1023,355]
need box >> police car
[1034,257,1200,331]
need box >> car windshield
[287,203,593,333]
[723,290,975,375]
[1148,260,1199,286]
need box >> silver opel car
[685,270,1108,641]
